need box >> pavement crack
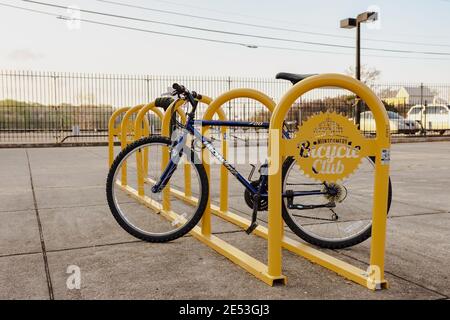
[25,149,54,300]
[388,211,450,219]
[393,199,444,213]
[42,231,247,253]
[0,251,42,259]
[45,240,144,254]
[0,208,34,214]
[335,250,449,299]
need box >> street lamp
[340,11,378,126]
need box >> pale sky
[1,0,450,82]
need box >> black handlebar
[172,83,202,100]
[192,91,201,100]
[172,83,185,94]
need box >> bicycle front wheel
[282,156,392,249]
[106,136,208,242]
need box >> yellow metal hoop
[268,73,391,289]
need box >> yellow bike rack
[108,75,391,290]
[267,74,391,289]
[111,93,284,285]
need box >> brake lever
[161,86,179,97]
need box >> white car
[407,105,450,134]
[359,111,420,134]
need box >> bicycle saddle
[275,72,316,85]
[155,97,174,111]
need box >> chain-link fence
[1,70,449,145]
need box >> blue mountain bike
[106,74,392,249]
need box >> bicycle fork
[151,159,178,193]
[151,135,187,193]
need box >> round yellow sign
[293,112,366,182]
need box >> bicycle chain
[292,208,338,221]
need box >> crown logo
[313,116,343,136]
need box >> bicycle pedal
[245,222,258,235]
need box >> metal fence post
[421,83,427,136]
[51,72,62,143]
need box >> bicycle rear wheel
[106,135,208,242]
[282,156,392,249]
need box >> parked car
[359,111,420,134]
[407,104,450,135]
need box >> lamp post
[340,11,378,127]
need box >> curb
[1,136,450,148]
[391,136,450,144]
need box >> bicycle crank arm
[246,177,267,235]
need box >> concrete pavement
[0,142,449,299]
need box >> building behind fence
[1,70,449,145]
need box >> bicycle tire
[281,156,392,249]
[106,135,209,242]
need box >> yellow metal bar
[201,89,276,220]
[108,107,130,167]
[120,105,147,186]
[201,125,212,236]
[136,104,163,177]
[219,129,228,212]
[188,230,284,286]
[134,103,164,139]
[267,128,283,277]
[136,153,146,196]
[369,151,391,289]
[202,91,275,213]
[270,74,390,147]
[184,163,192,197]
[133,102,164,196]
[197,96,215,236]
[196,96,230,213]
[269,73,391,290]
[202,89,285,281]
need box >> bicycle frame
[151,99,327,200]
